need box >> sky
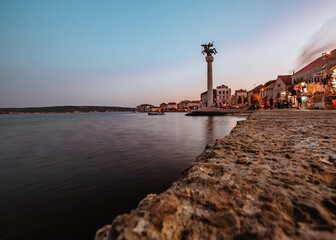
[1,0,336,108]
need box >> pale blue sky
[1,0,336,107]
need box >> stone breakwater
[95,110,336,240]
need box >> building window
[278,84,280,87]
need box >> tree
[251,94,261,104]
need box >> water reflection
[206,116,215,144]
[0,113,245,240]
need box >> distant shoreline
[0,106,136,114]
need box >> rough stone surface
[95,110,336,240]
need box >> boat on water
[148,112,165,116]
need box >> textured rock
[95,110,336,240]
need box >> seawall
[95,110,336,240]
[185,108,252,116]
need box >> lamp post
[322,51,331,71]
[201,42,217,108]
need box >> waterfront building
[167,102,178,110]
[291,49,336,109]
[272,75,292,103]
[260,80,275,99]
[259,81,275,108]
[177,100,191,111]
[216,85,231,107]
[324,67,336,109]
[160,103,168,110]
[292,49,336,84]
[235,89,247,98]
[187,100,201,110]
[149,106,161,112]
[136,104,153,112]
[201,90,217,108]
[235,89,248,105]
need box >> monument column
[206,56,214,108]
[201,42,217,108]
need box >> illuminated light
[302,96,308,102]
[326,51,331,55]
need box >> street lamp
[322,51,331,71]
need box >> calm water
[0,112,244,240]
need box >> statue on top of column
[201,42,217,56]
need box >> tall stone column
[206,56,214,108]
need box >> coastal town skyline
[1,0,336,108]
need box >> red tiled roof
[295,49,336,75]
[248,84,263,93]
[278,75,292,85]
[168,102,176,105]
[264,82,275,90]
[235,89,246,93]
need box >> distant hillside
[0,106,136,114]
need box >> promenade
[96,110,336,240]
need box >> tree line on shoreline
[0,106,136,114]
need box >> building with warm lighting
[260,80,276,99]
[216,84,231,107]
[234,89,247,105]
[201,90,217,108]
[177,100,191,111]
[149,106,161,112]
[292,49,336,84]
[272,75,292,102]
[188,100,201,110]
[291,49,336,109]
[160,103,168,110]
[235,89,247,98]
[167,102,177,110]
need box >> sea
[0,112,244,240]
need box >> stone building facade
[272,75,292,102]
[216,85,231,107]
[201,90,217,108]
